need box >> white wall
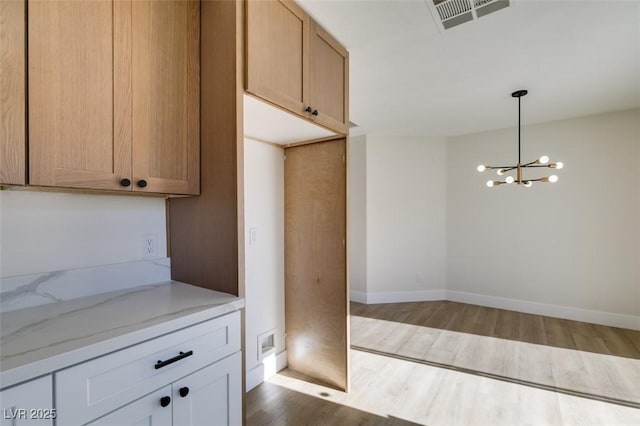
[447,109,640,319]
[364,134,447,301]
[0,191,167,277]
[243,139,286,390]
[348,135,367,297]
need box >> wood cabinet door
[246,0,309,116]
[308,21,349,135]
[28,0,132,191]
[87,386,172,426]
[284,138,349,391]
[0,0,26,185]
[131,0,200,195]
[172,352,242,426]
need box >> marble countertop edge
[0,281,244,389]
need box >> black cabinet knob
[136,179,148,188]
[120,178,131,187]
[305,106,313,113]
[179,387,190,398]
[160,396,171,407]
[312,109,319,116]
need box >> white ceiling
[297,0,640,137]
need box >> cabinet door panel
[0,376,52,426]
[132,0,200,195]
[0,0,26,185]
[173,353,242,426]
[87,386,172,426]
[285,138,349,391]
[246,0,308,115]
[28,0,132,190]
[309,22,349,134]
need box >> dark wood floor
[351,300,640,359]
[246,301,640,425]
[246,369,421,426]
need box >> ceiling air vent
[428,0,509,31]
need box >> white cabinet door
[87,386,172,426]
[0,376,53,426]
[172,353,242,426]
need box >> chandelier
[477,90,563,187]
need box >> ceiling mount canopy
[477,90,563,188]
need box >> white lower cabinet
[0,376,53,426]
[173,352,242,426]
[89,353,241,426]
[55,311,242,426]
[87,386,172,426]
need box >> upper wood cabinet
[246,0,349,135]
[0,0,26,185]
[308,20,349,135]
[28,0,199,195]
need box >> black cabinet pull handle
[312,109,319,116]
[160,396,171,407]
[155,350,194,369]
[120,178,131,187]
[179,387,190,398]
[305,106,313,113]
[136,179,148,188]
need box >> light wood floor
[246,301,640,425]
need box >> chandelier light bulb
[477,165,486,172]
[486,180,494,187]
[539,155,549,164]
[553,162,564,169]
[524,181,532,187]
[505,176,515,184]
[549,175,558,183]
[497,169,505,176]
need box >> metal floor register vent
[430,0,509,30]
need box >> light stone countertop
[0,281,244,389]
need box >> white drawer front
[55,311,240,426]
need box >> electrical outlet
[142,234,157,258]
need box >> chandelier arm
[485,165,516,170]
[525,164,553,168]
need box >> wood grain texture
[132,0,199,195]
[28,0,126,190]
[0,0,26,185]
[168,0,243,297]
[350,300,640,359]
[246,0,308,116]
[308,20,349,134]
[285,138,349,392]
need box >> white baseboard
[245,350,288,393]
[246,364,264,392]
[276,349,288,372]
[445,290,640,331]
[351,289,446,304]
[350,291,368,304]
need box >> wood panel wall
[168,0,244,297]
[284,138,349,392]
[0,0,26,185]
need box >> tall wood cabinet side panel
[28,0,129,190]
[168,0,243,296]
[0,0,26,185]
[132,0,200,195]
[284,138,349,392]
